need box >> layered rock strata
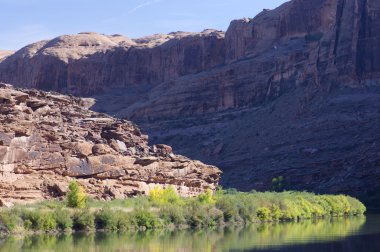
[0,83,220,205]
[0,30,225,94]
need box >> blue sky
[0,0,288,50]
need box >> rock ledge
[0,83,221,205]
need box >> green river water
[1,215,380,252]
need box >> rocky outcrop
[0,51,13,62]
[1,0,380,202]
[0,83,220,205]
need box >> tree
[271,176,285,192]
[67,181,87,209]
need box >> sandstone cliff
[0,30,225,94]
[1,0,380,202]
[0,51,13,62]
[0,83,220,205]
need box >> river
[1,215,379,251]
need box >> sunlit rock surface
[0,83,220,205]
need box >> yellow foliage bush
[67,181,87,209]
[149,186,181,205]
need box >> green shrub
[270,204,282,220]
[95,208,118,231]
[280,199,300,221]
[197,189,216,204]
[296,196,314,219]
[257,207,271,221]
[339,195,351,215]
[0,190,366,234]
[182,200,203,227]
[116,211,136,231]
[319,195,348,217]
[67,181,87,209]
[236,195,256,223]
[187,209,207,227]
[315,196,332,216]
[22,211,57,231]
[183,202,223,228]
[0,211,19,232]
[347,196,366,215]
[159,205,186,226]
[54,209,73,231]
[216,196,239,223]
[133,210,160,229]
[72,210,94,231]
[215,186,224,197]
[206,207,224,227]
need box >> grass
[0,189,366,234]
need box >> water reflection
[0,216,373,252]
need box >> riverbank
[0,190,366,235]
[0,216,370,252]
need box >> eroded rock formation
[0,83,220,205]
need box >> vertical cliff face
[1,0,380,201]
[0,0,377,98]
[0,31,225,95]
[225,0,336,62]
[224,0,374,90]
[356,0,380,82]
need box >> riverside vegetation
[0,217,368,251]
[0,182,366,235]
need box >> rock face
[0,31,225,94]
[0,51,14,62]
[0,83,220,205]
[1,0,380,203]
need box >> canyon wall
[0,30,225,94]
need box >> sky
[0,0,288,51]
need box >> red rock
[0,85,221,205]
